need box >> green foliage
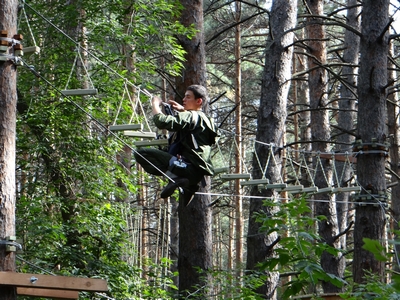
[254,197,347,299]
[362,238,389,262]
[340,273,400,300]
[208,270,267,299]
[15,0,193,298]
[338,239,400,299]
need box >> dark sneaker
[160,177,189,198]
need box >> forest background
[1,0,400,299]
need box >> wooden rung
[220,173,251,180]
[286,189,304,194]
[61,89,98,96]
[17,287,79,299]
[0,271,108,292]
[23,46,41,54]
[240,179,269,186]
[124,131,156,139]
[334,186,362,193]
[302,186,318,193]
[109,124,143,131]
[283,185,304,192]
[266,183,287,190]
[134,139,169,147]
[314,187,333,194]
[214,167,229,174]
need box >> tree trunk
[234,0,243,278]
[305,0,342,293]
[176,0,212,297]
[294,28,312,206]
[0,0,18,299]
[388,41,400,272]
[353,0,389,283]
[246,0,297,298]
[334,0,360,288]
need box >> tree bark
[246,0,297,298]
[234,0,243,278]
[305,0,342,293]
[334,0,360,289]
[0,0,18,299]
[176,0,212,297]
[353,0,389,283]
[388,41,400,272]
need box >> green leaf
[362,238,388,262]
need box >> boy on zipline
[134,85,219,204]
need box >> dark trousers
[133,148,204,193]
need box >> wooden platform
[17,287,79,299]
[0,271,108,299]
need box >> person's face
[183,90,202,110]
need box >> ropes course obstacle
[213,130,363,196]
[61,47,98,97]
[11,2,395,298]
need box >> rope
[20,0,392,206]
[253,138,269,180]
[314,151,332,188]
[17,0,373,192]
[286,148,302,185]
[19,57,177,186]
[232,130,250,174]
[112,81,127,126]
[64,49,79,90]
[19,3,37,46]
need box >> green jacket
[153,111,219,176]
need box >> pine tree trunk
[335,0,360,288]
[305,0,343,292]
[388,42,400,272]
[234,0,243,279]
[246,0,297,298]
[353,0,389,283]
[0,0,18,299]
[176,0,212,297]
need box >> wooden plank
[283,185,304,193]
[332,186,361,193]
[134,139,169,147]
[23,46,41,54]
[314,187,333,194]
[214,167,229,174]
[0,272,108,292]
[61,89,98,96]
[319,153,357,163]
[109,124,143,131]
[220,173,251,180]
[266,183,287,190]
[240,179,269,186]
[124,131,156,139]
[17,287,79,299]
[302,186,318,193]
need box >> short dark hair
[186,85,208,104]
